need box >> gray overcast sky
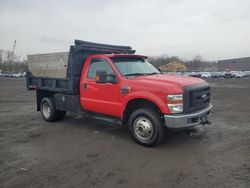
[0,0,249,60]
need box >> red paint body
[79,54,204,118]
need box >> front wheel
[128,108,165,147]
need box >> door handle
[83,83,87,91]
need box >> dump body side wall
[27,52,69,78]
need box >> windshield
[112,57,160,76]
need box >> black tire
[128,108,165,147]
[40,97,58,122]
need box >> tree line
[149,55,217,72]
[0,49,217,73]
[0,50,28,73]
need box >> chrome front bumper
[164,103,212,129]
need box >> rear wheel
[40,97,66,122]
[128,108,165,147]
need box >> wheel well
[36,90,55,111]
[123,98,162,125]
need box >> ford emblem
[201,94,207,100]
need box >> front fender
[120,91,169,117]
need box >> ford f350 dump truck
[26,40,212,146]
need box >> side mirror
[95,70,117,83]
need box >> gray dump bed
[26,40,135,94]
[28,52,69,78]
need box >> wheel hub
[134,117,153,140]
[42,102,51,118]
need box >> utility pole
[11,40,17,72]
[12,40,17,58]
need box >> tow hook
[201,110,212,125]
[208,110,213,116]
[186,119,211,137]
[201,120,212,125]
[186,124,210,137]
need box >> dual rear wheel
[41,97,66,122]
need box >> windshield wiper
[124,72,160,77]
[124,73,147,76]
[144,72,159,75]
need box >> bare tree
[0,50,3,64]
[149,54,216,71]
[0,49,27,72]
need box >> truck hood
[127,74,205,94]
[134,74,204,87]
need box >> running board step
[81,111,122,125]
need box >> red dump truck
[26,40,212,146]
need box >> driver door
[80,58,121,117]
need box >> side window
[87,58,114,79]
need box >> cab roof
[103,54,148,59]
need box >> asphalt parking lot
[0,77,250,188]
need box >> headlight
[167,94,183,114]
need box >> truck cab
[27,40,212,146]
